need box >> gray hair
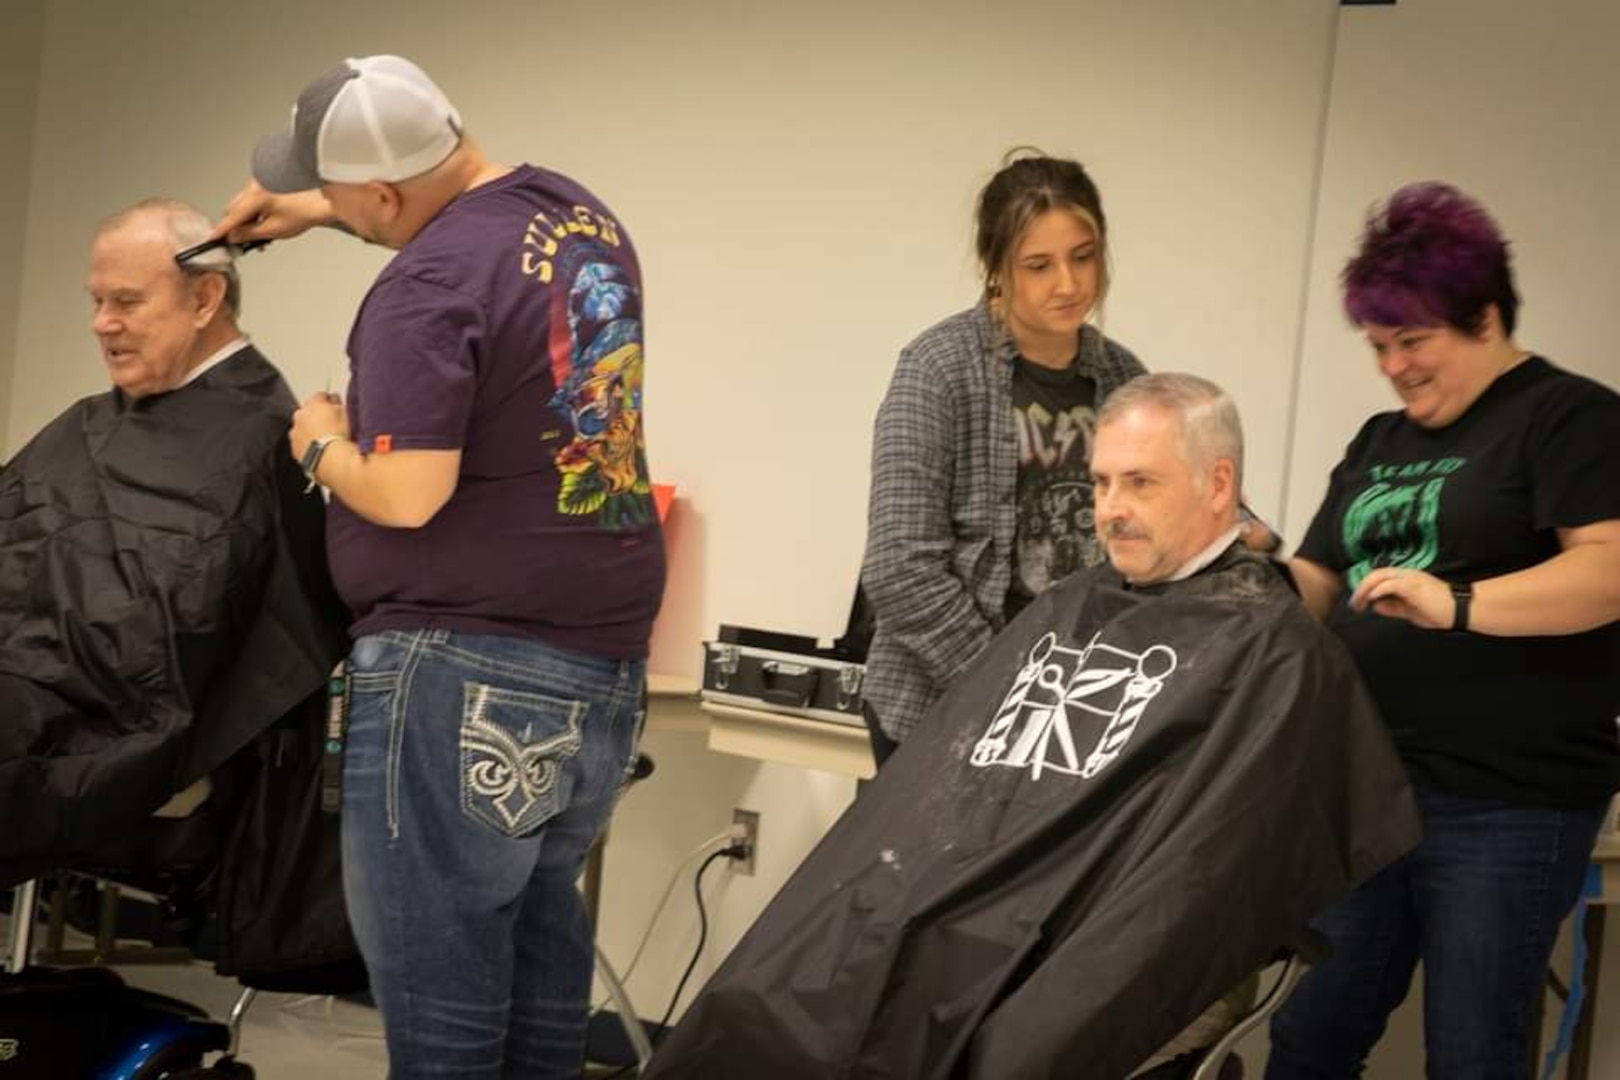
[1097,372,1244,490]
[96,198,242,318]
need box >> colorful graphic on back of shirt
[544,239,653,531]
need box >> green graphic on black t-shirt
[1341,457,1465,589]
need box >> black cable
[657,847,729,1033]
[602,846,735,1078]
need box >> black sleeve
[1527,373,1620,531]
[1296,423,1377,571]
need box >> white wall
[1280,0,1620,537]
[0,0,46,453]
[7,0,1617,1074]
[594,723,861,1033]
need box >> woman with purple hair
[1267,183,1620,1077]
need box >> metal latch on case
[714,643,741,690]
[836,664,864,711]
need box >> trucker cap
[251,55,463,193]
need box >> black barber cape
[646,546,1419,1080]
[0,347,346,890]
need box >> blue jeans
[341,629,645,1079]
[1266,788,1607,1080]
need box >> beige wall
[6,0,1616,1074]
[0,0,45,453]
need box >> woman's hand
[1349,567,1455,630]
[1239,516,1282,555]
[213,180,335,243]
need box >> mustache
[1103,520,1149,541]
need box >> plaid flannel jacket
[860,302,1145,742]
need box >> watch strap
[300,433,340,491]
[1449,580,1473,633]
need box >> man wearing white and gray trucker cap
[217,54,666,1079]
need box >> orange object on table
[652,483,675,523]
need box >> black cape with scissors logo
[0,348,363,991]
[645,546,1419,1079]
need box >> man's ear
[372,181,404,224]
[1209,457,1237,512]
[189,272,227,327]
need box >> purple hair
[1341,182,1519,337]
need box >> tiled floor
[18,902,1587,1078]
[3,907,656,1078]
[116,961,390,1077]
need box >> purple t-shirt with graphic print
[327,165,666,659]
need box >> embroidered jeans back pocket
[459,682,587,838]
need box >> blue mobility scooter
[4,876,256,1079]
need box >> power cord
[602,840,746,1077]
[657,847,729,1033]
[589,829,734,1014]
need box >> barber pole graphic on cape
[971,632,1178,780]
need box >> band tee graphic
[1008,357,1099,617]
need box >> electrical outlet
[730,809,760,876]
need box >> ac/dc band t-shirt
[1006,355,1100,620]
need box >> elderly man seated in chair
[644,374,1421,1080]
[0,199,355,986]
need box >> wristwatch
[300,433,342,493]
[1449,581,1473,633]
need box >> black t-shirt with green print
[1299,357,1620,807]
